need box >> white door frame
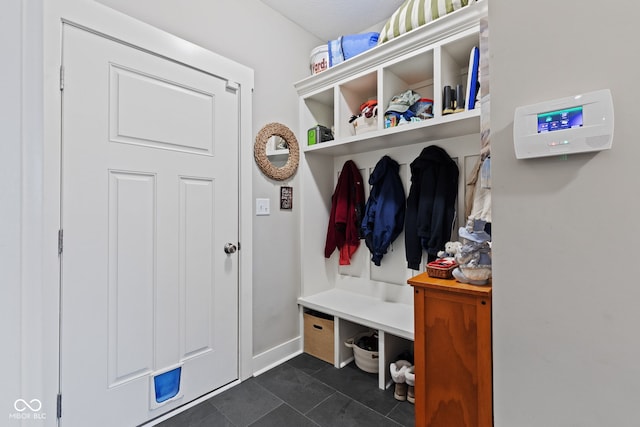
[33,0,253,424]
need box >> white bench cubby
[299,290,414,389]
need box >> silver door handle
[224,243,237,254]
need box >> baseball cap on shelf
[385,89,422,114]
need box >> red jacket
[324,160,365,265]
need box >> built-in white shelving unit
[295,1,488,390]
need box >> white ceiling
[259,0,405,41]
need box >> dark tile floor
[156,353,415,427]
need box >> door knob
[224,243,237,254]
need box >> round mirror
[266,135,289,168]
[254,123,299,181]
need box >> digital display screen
[537,106,583,133]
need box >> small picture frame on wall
[280,186,293,210]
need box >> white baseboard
[252,336,302,377]
[339,356,355,368]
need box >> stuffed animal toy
[437,241,462,259]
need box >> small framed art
[280,186,293,210]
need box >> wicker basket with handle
[426,259,457,279]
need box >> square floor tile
[287,353,332,376]
[249,404,320,427]
[312,362,398,415]
[155,401,228,427]
[387,401,415,427]
[307,393,401,427]
[209,378,282,427]
[189,409,235,427]
[255,363,334,414]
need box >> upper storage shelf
[295,0,487,157]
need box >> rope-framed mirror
[254,122,299,181]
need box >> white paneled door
[60,25,239,426]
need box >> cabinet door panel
[424,291,479,427]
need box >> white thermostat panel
[513,89,613,159]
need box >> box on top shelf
[328,32,379,67]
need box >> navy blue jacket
[361,156,406,266]
[405,146,458,270]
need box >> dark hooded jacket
[405,145,459,270]
[324,160,365,265]
[361,156,406,266]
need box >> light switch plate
[256,198,270,216]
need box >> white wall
[1,0,47,421]
[95,0,322,365]
[490,2,640,426]
[0,1,24,418]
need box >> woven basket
[426,260,457,279]
[344,331,379,373]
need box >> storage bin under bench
[303,310,335,364]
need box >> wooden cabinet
[408,273,492,427]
